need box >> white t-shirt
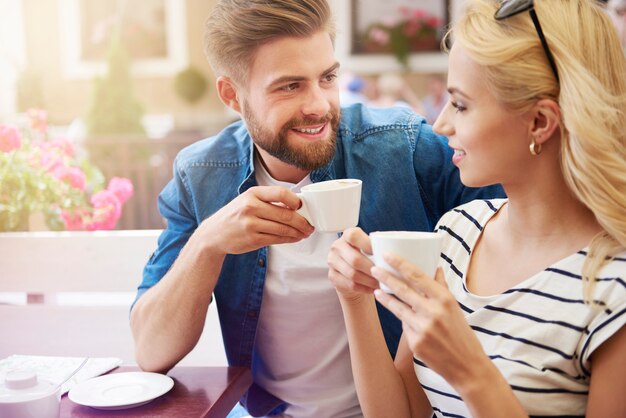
[253,158,362,418]
[417,199,626,417]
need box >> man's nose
[301,85,332,117]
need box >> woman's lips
[451,148,466,165]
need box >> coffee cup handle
[295,193,313,226]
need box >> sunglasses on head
[495,0,560,83]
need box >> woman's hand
[372,252,490,389]
[328,227,381,301]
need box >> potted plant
[0,109,134,232]
[362,7,443,67]
[174,66,208,105]
[86,32,145,136]
[172,66,209,132]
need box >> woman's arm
[329,228,430,417]
[373,253,529,418]
[394,335,433,418]
[339,294,415,417]
[585,324,626,417]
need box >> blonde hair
[449,0,626,303]
[203,0,335,85]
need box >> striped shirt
[415,199,626,418]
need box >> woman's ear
[530,99,562,147]
[216,76,242,113]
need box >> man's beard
[242,101,340,171]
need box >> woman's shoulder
[436,198,507,231]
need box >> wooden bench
[0,230,226,366]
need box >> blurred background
[1,0,618,231]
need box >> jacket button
[258,258,265,267]
[247,310,257,318]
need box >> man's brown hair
[204,0,335,85]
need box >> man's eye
[281,83,299,92]
[324,73,338,83]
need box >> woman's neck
[501,183,601,251]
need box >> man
[130,1,504,417]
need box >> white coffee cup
[369,231,443,293]
[296,179,362,232]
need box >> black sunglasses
[495,0,560,83]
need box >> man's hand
[198,186,314,255]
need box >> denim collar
[237,134,336,194]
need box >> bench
[0,230,227,366]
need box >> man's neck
[254,146,310,184]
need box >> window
[59,0,188,79]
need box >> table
[60,366,253,418]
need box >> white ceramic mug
[369,231,443,293]
[296,179,362,232]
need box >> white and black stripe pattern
[416,199,626,417]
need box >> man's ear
[529,99,561,147]
[216,76,242,113]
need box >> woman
[327,0,626,416]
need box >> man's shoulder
[176,119,251,168]
[337,104,446,153]
[339,103,428,137]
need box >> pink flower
[413,9,427,20]
[426,16,442,29]
[52,165,87,191]
[0,124,21,153]
[87,190,122,230]
[404,21,421,37]
[381,17,397,28]
[61,210,87,231]
[107,177,134,204]
[39,154,65,173]
[50,138,75,157]
[27,109,48,134]
[369,28,390,45]
[31,139,77,173]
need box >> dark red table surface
[60,366,252,418]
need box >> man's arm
[130,185,314,372]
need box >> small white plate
[68,372,174,410]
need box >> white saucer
[68,372,174,410]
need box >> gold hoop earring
[529,137,542,156]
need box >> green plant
[174,67,208,104]
[86,32,145,135]
[0,110,134,232]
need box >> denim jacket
[135,104,504,416]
